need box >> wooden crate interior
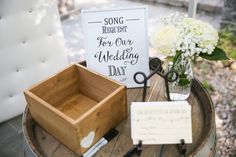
[30,64,120,120]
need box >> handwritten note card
[131,101,192,144]
[82,7,149,88]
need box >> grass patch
[218,27,236,60]
[202,80,214,92]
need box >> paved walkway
[0,115,23,157]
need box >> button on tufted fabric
[0,0,68,122]
[41,59,46,63]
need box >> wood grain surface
[23,74,216,157]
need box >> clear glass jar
[165,54,193,101]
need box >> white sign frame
[82,6,150,88]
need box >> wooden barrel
[23,74,217,157]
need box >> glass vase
[165,53,193,101]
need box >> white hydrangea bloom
[150,24,180,56]
[151,13,219,58]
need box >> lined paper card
[131,101,192,144]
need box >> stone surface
[195,61,236,156]
[198,0,223,13]
[0,133,24,157]
[7,115,22,133]
[58,0,75,16]
[221,0,236,34]
[0,115,24,157]
[140,0,223,13]
[0,122,18,145]
[230,62,236,70]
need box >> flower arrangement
[151,13,228,100]
[151,13,228,59]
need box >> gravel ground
[194,61,236,157]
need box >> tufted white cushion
[0,0,68,122]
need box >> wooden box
[24,64,127,155]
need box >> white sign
[82,7,150,88]
[131,101,192,144]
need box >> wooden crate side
[76,64,121,102]
[24,91,82,155]
[30,64,80,106]
[55,93,98,120]
[75,63,124,87]
[75,86,127,153]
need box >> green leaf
[199,47,229,61]
[178,74,191,86]
[202,80,214,92]
[166,56,174,62]
[173,51,182,63]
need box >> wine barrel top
[23,74,215,157]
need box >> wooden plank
[108,75,165,157]
[56,94,98,120]
[75,86,127,154]
[146,75,166,102]
[51,144,78,157]
[24,94,80,155]
[186,94,205,154]
[34,125,61,157]
[76,64,121,102]
[95,87,141,157]
[30,65,80,106]
[94,118,126,157]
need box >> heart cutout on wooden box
[80,131,95,148]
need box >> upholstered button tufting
[42,59,46,63]
[0,0,68,123]
[16,68,20,72]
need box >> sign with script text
[131,101,192,144]
[82,7,149,88]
